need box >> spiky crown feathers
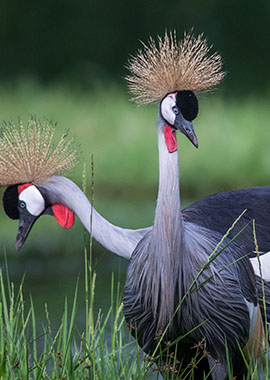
[126,31,225,105]
[0,119,78,187]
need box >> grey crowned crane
[0,120,147,258]
[0,34,269,378]
[123,31,269,379]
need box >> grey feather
[123,109,259,378]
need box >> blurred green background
[0,0,269,336]
[1,0,270,94]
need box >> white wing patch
[160,94,176,126]
[19,186,45,216]
[250,251,270,281]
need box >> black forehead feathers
[176,90,199,121]
[2,185,19,219]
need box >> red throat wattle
[164,125,177,153]
[52,204,75,229]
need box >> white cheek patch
[160,94,176,126]
[19,186,45,216]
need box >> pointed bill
[174,116,198,148]
[16,213,37,251]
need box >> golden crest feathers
[0,118,78,186]
[126,30,225,105]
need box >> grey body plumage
[123,110,262,378]
[124,225,256,373]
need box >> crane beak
[16,212,37,251]
[174,114,198,148]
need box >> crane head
[2,183,74,251]
[160,91,198,152]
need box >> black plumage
[176,90,199,121]
[183,186,270,255]
[2,185,19,219]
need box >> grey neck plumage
[153,112,183,247]
[127,111,184,331]
[39,176,149,259]
[149,112,183,327]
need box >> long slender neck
[39,176,147,259]
[153,113,183,242]
[143,112,184,329]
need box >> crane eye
[19,201,26,209]
[172,106,179,115]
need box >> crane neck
[153,113,183,240]
[138,112,183,330]
[39,176,145,259]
